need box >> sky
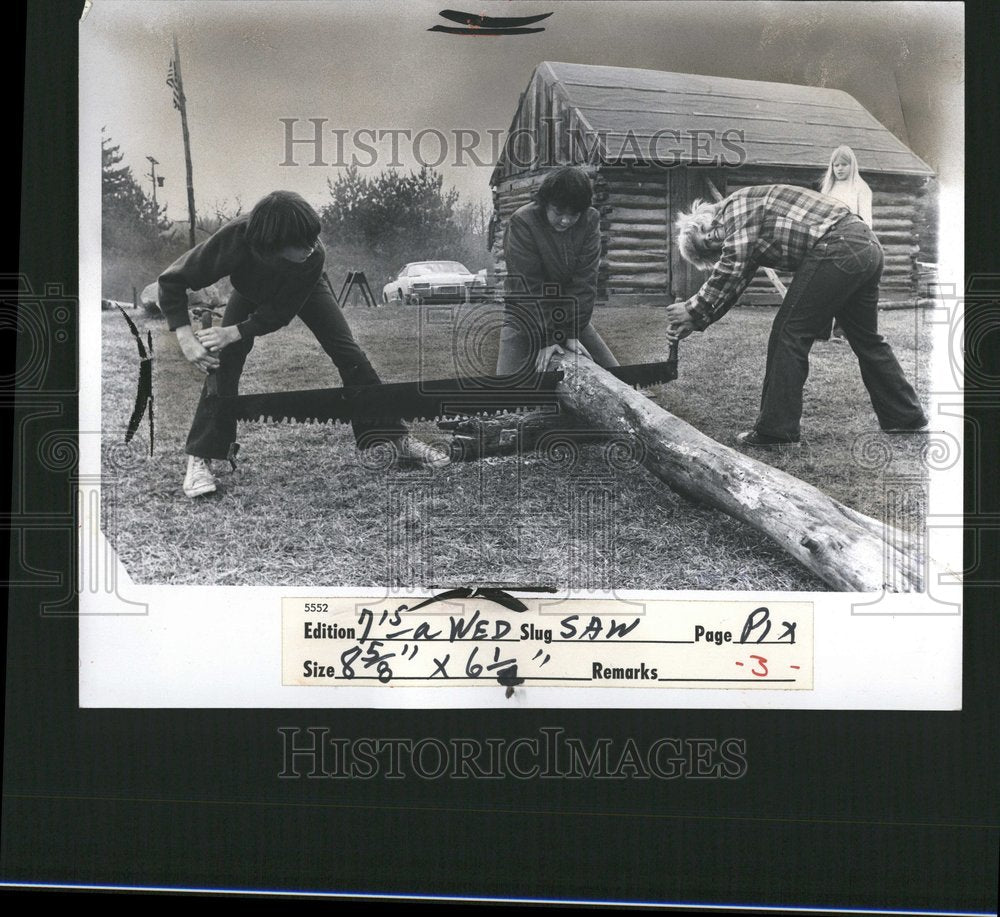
[81,0,963,221]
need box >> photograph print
[75,1,966,713]
[87,1,962,598]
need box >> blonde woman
[820,145,873,224]
[820,146,873,340]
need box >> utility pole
[145,156,160,226]
[168,35,197,248]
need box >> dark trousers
[186,276,406,459]
[496,301,620,377]
[755,218,927,440]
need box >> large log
[606,223,665,235]
[607,237,670,250]
[603,178,670,189]
[872,193,920,205]
[606,246,670,258]
[607,193,670,206]
[872,233,919,245]
[606,269,669,281]
[608,206,671,221]
[873,207,919,217]
[872,219,915,230]
[605,256,670,268]
[606,273,669,286]
[551,354,922,592]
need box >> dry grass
[101,301,933,589]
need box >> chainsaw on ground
[209,344,678,459]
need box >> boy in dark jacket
[500,165,619,376]
[159,190,447,498]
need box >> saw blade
[215,344,678,426]
[218,370,567,426]
[608,345,678,388]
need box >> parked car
[382,261,484,304]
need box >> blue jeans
[755,219,927,440]
[186,275,406,459]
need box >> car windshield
[409,262,469,275]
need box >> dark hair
[535,166,593,212]
[245,190,321,253]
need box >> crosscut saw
[211,343,678,427]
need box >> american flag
[166,58,182,110]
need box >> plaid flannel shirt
[685,184,853,329]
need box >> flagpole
[172,34,197,248]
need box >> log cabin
[489,62,937,307]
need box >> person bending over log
[499,166,620,376]
[666,184,928,448]
[159,190,448,499]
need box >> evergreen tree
[320,165,481,288]
[101,129,184,303]
[101,128,168,247]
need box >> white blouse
[824,181,873,226]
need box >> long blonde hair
[820,145,869,196]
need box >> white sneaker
[183,455,217,498]
[396,436,450,469]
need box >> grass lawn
[101,301,932,589]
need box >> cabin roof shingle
[493,62,934,180]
